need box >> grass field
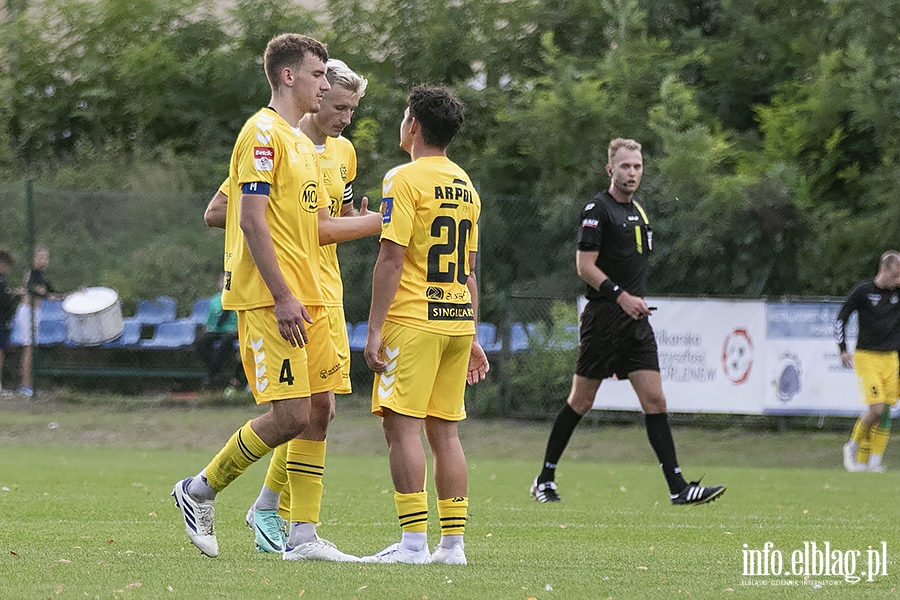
[1,392,899,599]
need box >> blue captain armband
[242,182,270,196]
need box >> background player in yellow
[201,58,381,557]
[362,85,490,566]
[171,33,358,562]
[835,250,900,473]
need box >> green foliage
[1,0,899,306]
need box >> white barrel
[62,287,125,346]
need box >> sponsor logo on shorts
[254,147,274,171]
[428,302,474,321]
[319,362,342,380]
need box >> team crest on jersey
[868,293,882,306]
[254,147,274,171]
[300,181,318,213]
[426,286,444,300]
[340,164,348,181]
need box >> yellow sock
[278,483,291,522]
[286,439,326,524]
[850,419,870,445]
[204,420,272,492]
[870,425,890,457]
[437,496,468,537]
[395,491,428,533]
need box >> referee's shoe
[670,480,726,505]
[529,477,562,503]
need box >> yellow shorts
[854,349,899,406]
[237,305,342,404]
[371,322,472,421]
[326,305,352,395]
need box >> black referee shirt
[577,190,652,301]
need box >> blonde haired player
[836,250,900,473]
[362,85,489,565]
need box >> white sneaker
[867,463,886,473]
[283,536,360,562]
[842,442,867,472]
[361,542,432,564]
[431,543,467,565]
[171,478,218,557]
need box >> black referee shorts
[575,300,660,381]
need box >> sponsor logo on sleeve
[254,147,274,171]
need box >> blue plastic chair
[510,323,530,352]
[139,319,197,348]
[190,297,211,326]
[37,319,68,346]
[102,318,142,348]
[40,300,65,322]
[132,296,177,325]
[478,322,502,353]
[349,322,368,351]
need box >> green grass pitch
[1,395,898,599]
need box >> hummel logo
[251,338,264,352]
[383,180,394,194]
[385,346,400,360]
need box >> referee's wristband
[597,279,623,301]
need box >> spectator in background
[15,244,58,398]
[196,273,241,390]
[0,249,23,397]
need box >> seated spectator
[196,274,242,390]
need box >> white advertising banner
[588,297,767,414]
[763,303,863,416]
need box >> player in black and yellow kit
[529,138,725,506]
[172,34,362,562]
[835,250,900,473]
[361,85,489,565]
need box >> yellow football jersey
[380,156,480,335]
[222,108,328,310]
[317,135,357,306]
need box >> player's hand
[840,351,853,369]
[617,292,651,320]
[274,296,312,347]
[467,341,490,385]
[358,196,371,216]
[364,328,386,372]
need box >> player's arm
[364,239,405,372]
[317,204,381,245]
[339,182,359,217]
[834,288,859,368]
[204,190,228,229]
[576,250,649,320]
[466,250,489,385]
[240,187,311,347]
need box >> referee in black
[530,138,726,505]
